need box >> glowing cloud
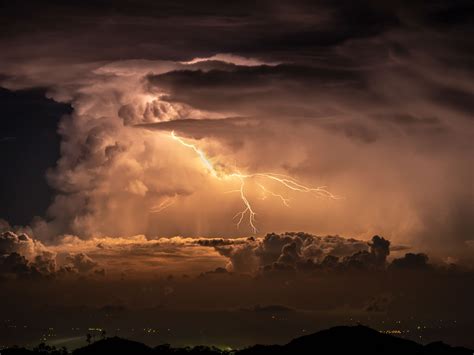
[170,131,339,233]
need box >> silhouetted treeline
[3,325,472,355]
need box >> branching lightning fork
[171,131,339,233]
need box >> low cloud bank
[0,229,458,280]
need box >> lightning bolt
[258,183,291,207]
[232,175,258,233]
[150,196,176,214]
[171,131,218,177]
[170,131,339,233]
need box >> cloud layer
[1,228,457,280]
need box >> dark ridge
[286,325,421,354]
[73,337,152,355]
[2,325,472,355]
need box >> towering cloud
[211,233,393,272]
[0,1,471,260]
[0,231,102,279]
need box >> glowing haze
[170,130,338,233]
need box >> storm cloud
[0,1,472,260]
[0,231,102,279]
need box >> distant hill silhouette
[3,325,472,355]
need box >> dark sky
[0,88,70,225]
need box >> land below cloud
[1,232,474,348]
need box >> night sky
[0,0,473,350]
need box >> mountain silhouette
[3,325,472,355]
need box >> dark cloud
[390,253,430,270]
[64,252,100,273]
[0,231,102,279]
[2,1,468,67]
[0,231,55,279]
[432,86,474,118]
[0,252,42,280]
[0,1,403,63]
[195,237,251,248]
[145,64,369,124]
[137,117,260,152]
[207,233,461,274]
[32,251,57,275]
[212,232,387,273]
[0,231,49,260]
[144,56,470,141]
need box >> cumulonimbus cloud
[0,1,472,261]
